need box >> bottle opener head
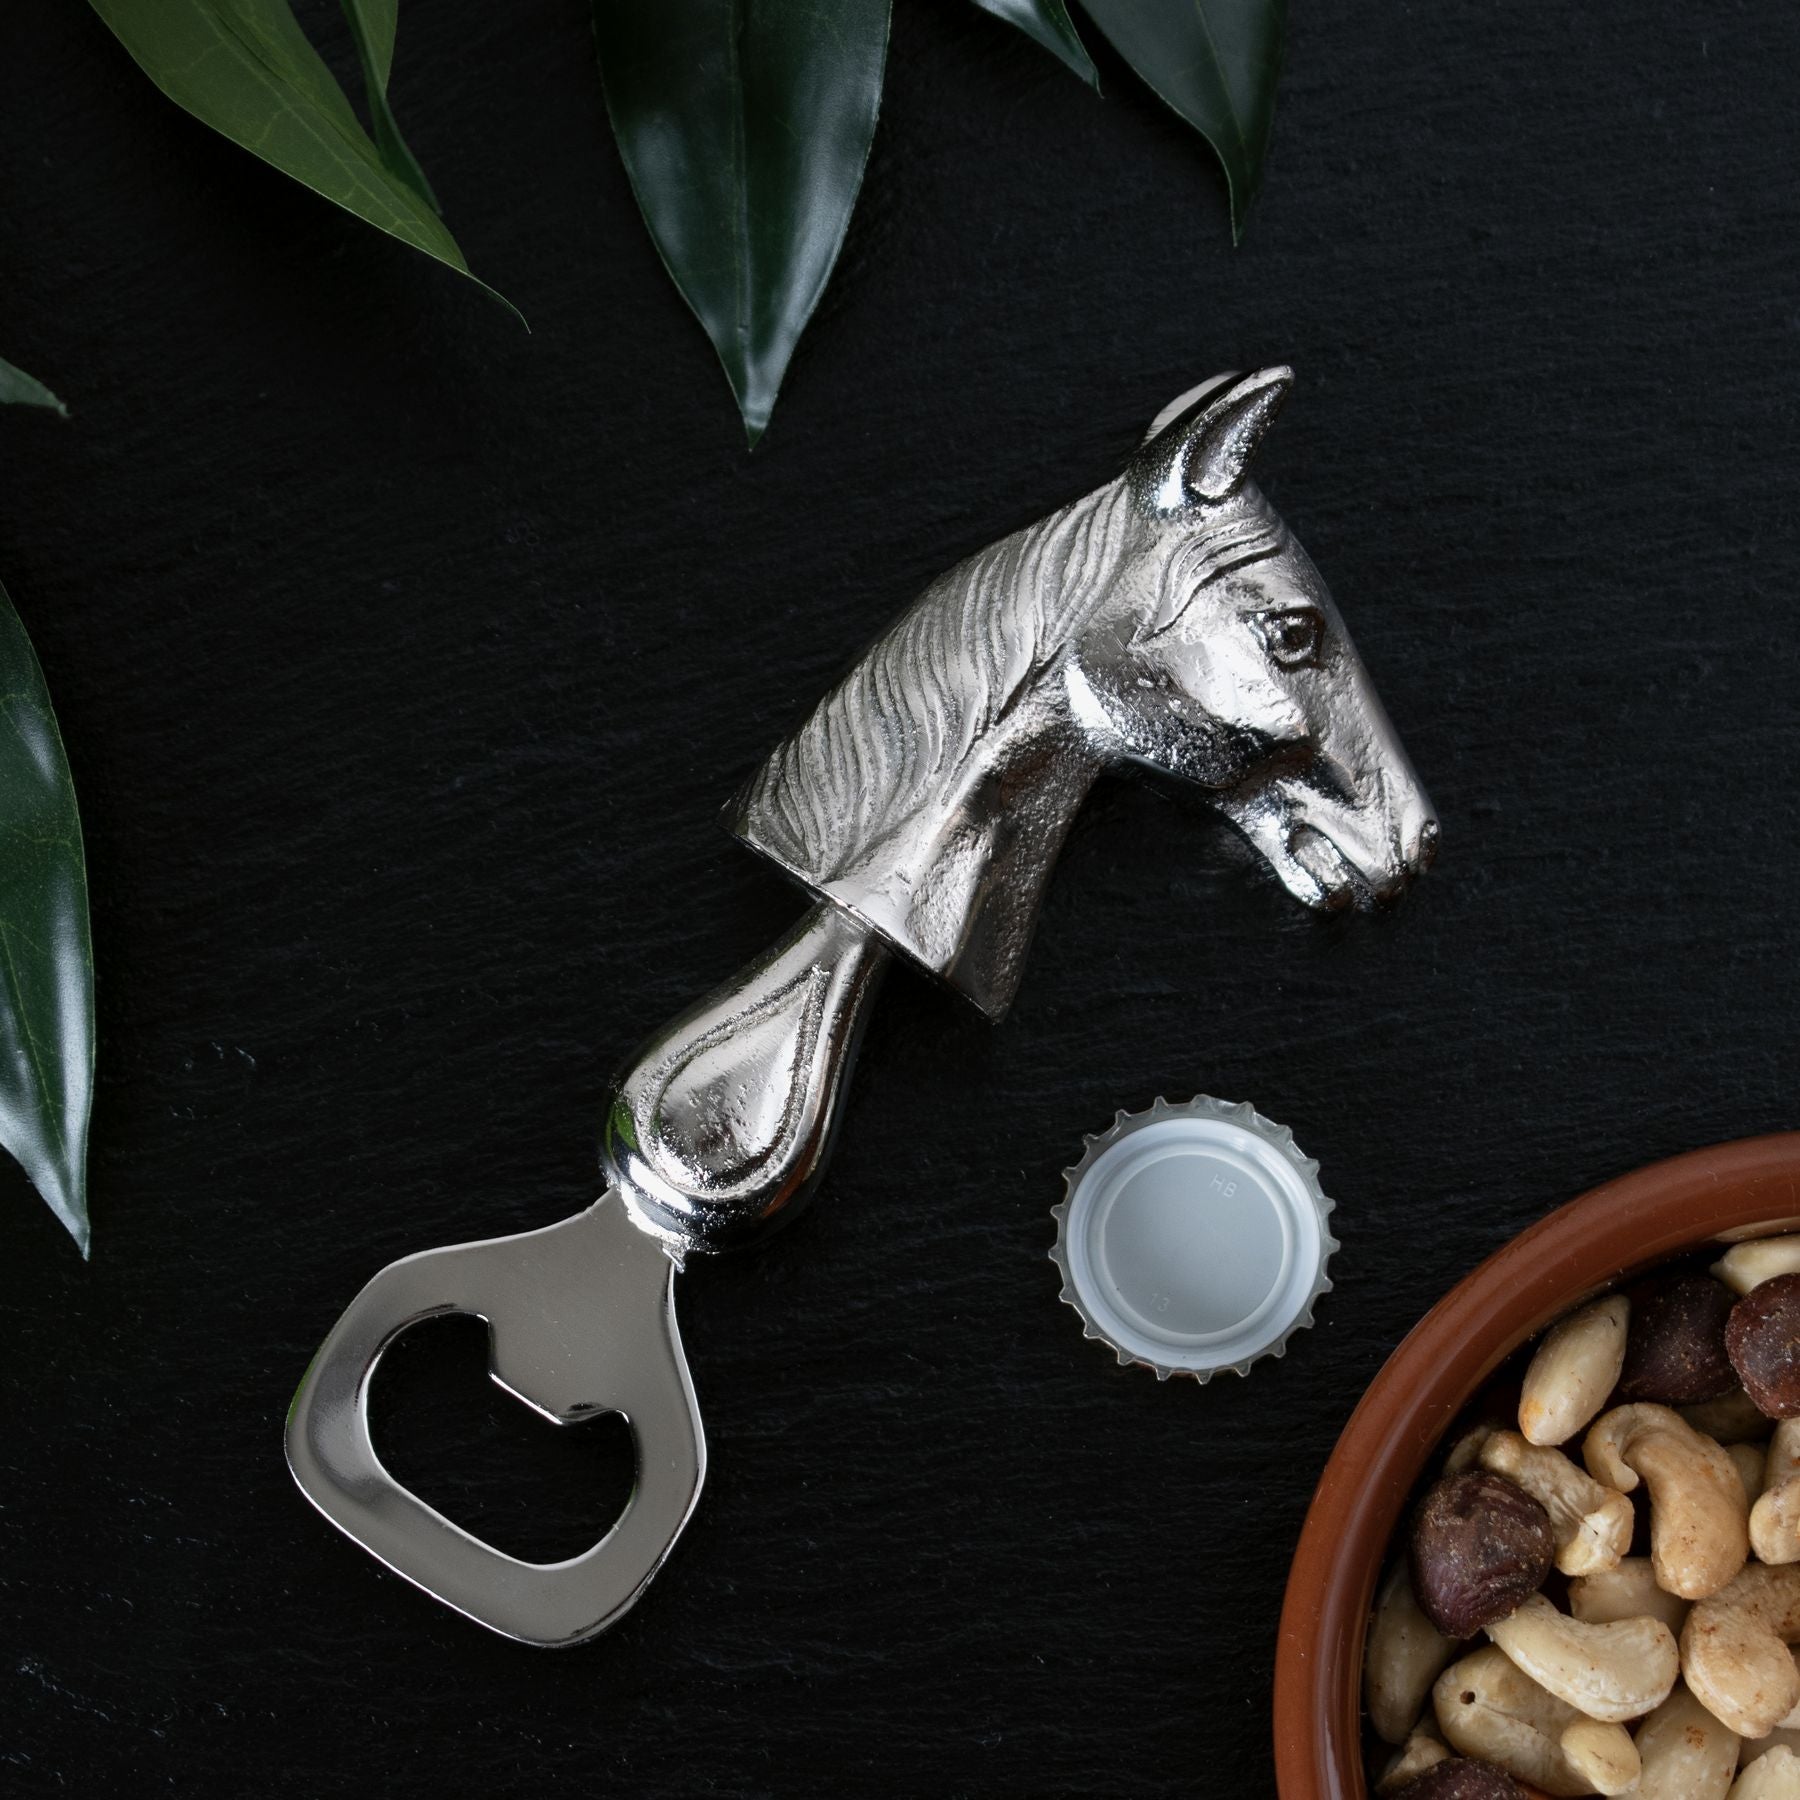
[285,1192,703,1646]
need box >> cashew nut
[1480,1429,1634,1576]
[1365,1560,1457,1744]
[1432,1645,1589,1795]
[1753,1422,1800,1565]
[1780,1652,1800,1729]
[1585,1403,1750,1598]
[1441,1424,1496,1475]
[1373,1722,1449,1796]
[1570,1556,1691,1635]
[1632,1682,1741,1799]
[1686,1389,1780,1445]
[1731,1745,1800,1797]
[1486,1591,1678,1721]
[1772,1422,1800,1482]
[1559,1717,1640,1794]
[1682,1563,1800,1738]
[1521,1294,1631,1446]
[1716,1238,1800,1297]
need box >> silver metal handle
[604,903,887,1254]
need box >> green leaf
[1079,0,1286,240]
[0,587,95,1255]
[595,0,892,446]
[87,0,513,315]
[973,0,1098,88]
[0,358,68,418]
[340,0,440,214]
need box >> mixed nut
[1366,1231,1800,1798]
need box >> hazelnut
[1393,1759,1524,1799]
[1618,1275,1736,1403]
[1729,1273,1800,1417]
[1409,1470,1555,1638]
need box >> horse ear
[1139,366,1294,509]
[1141,373,1239,444]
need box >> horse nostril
[1415,818,1441,868]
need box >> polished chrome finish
[1048,1096,1337,1382]
[290,368,1437,1645]
[285,1192,701,1647]
[604,903,887,1256]
[731,368,1437,1019]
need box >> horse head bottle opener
[287,368,1438,1645]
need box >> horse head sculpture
[731,366,1436,1019]
[287,369,1437,1646]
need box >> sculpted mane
[739,476,1138,878]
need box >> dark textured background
[3,2,1798,1795]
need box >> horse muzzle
[1230,765,1438,911]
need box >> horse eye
[1259,607,1325,669]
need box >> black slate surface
[4,3,1799,1795]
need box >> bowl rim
[1272,1130,1800,1798]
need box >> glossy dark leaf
[0,358,67,417]
[973,0,1097,88]
[88,0,511,314]
[0,587,94,1254]
[1079,0,1285,239]
[340,0,440,214]
[595,0,891,446]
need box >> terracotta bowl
[1272,1131,1800,1798]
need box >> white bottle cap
[1049,1096,1337,1381]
